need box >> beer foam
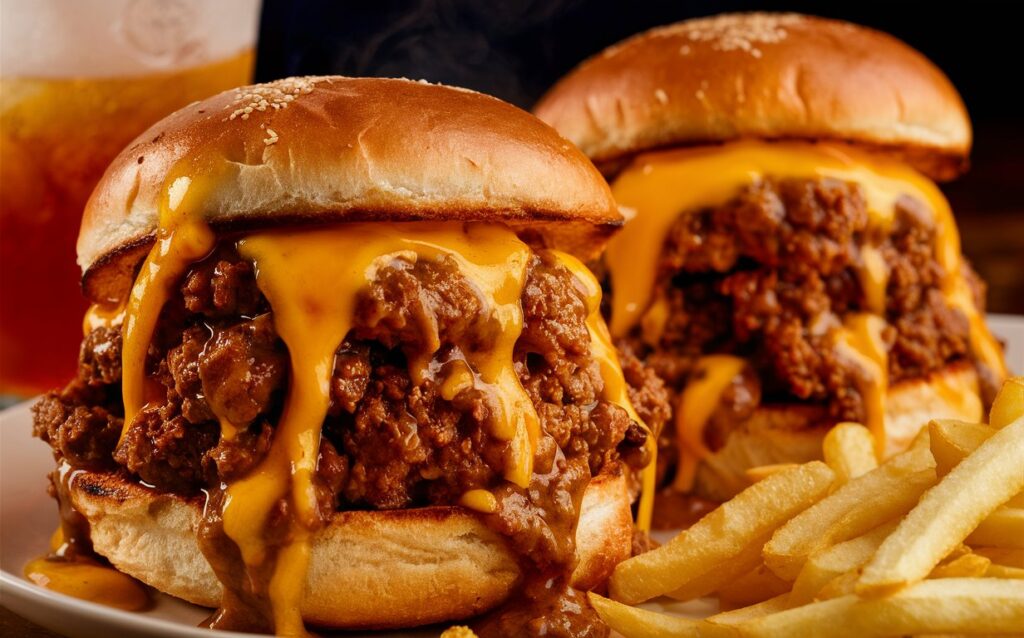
[1,0,260,78]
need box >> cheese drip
[834,314,889,458]
[82,302,125,336]
[219,223,536,635]
[607,140,1006,384]
[608,140,1006,477]
[672,355,747,492]
[120,171,216,436]
[552,251,657,531]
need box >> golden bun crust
[535,13,970,180]
[79,76,621,303]
[694,362,982,501]
[68,465,632,629]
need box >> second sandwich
[536,13,1007,502]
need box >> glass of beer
[1,0,261,398]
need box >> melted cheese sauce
[672,355,747,492]
[607,140,1007,483]
[26,504,148,611]
[219,222,535,635]
[552,251,656,531]
[460,489,499,513]
[24,557,150,610]
[859,245,890,316]
[120,170,216,432]
[833,314,889,457]
[606,140,1005,381]
[82,302,125,336]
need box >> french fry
[666,542,763,602]
[586,592,704,638]
[745,464,799,484]
[815,570,858,600]
[857,416,1024,596]
[716,563,791,610]
[985,564,1024,579]
[815,549,985,601]
[929,420,1024,508]
[735,579,1024,638]
[929,419,996,476]
[812,546,986,601]
[965,507,1024,549]
[799,549,986,603]
[989,376,1024,428]
[971,546,1024,568]
[764,445,936,581]
[610,462,835,604]
[706,594,790,626]
[822,422,877,484]
[928,553,991,579]
[788,522,897,605]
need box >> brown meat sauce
[33,244,671,637]
[619,177,988,472]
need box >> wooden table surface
[1,605,62,637]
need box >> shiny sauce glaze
[25,463,149,611]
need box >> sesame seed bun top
[79,76,621,303]
[534,13,971,179]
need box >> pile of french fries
[591,376,1024,637]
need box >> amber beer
[0,0,259,396]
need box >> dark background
[254,0,1024,313]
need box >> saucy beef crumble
[34,243,670,637]
[616,176,989,471]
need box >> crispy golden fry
[611,462,835,604]
[440,626,478,638]
[667,542,763,602]
[822,422,878,484]
[716,563,792,610]
[789,522,898,605]
[928,420,1024,508]
[706,594,790,626]
[586,592,704,638]
[990,376,1024,428]
[985,564,1024,579]
[857,417,1024,596]
[764,446,936,581]
[972,547,1024,568]
[929,419,996,476]
[816,571,858,600]
[735,579,1024,638]
[745,464,799,484]
[965,508,1024,549]
[928,553,991,579]
[909,425,931,451]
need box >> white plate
[2,315,1022,637]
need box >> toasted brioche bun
[535,13,970,180]
[693,362,982,501]
[79,76,621,304]
[68,465,631,629]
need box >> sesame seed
[222,77,323,126]
[654,89,669,104]
[652,13,801,58]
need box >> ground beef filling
[33,243,669,636]
[620,177,985,457]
